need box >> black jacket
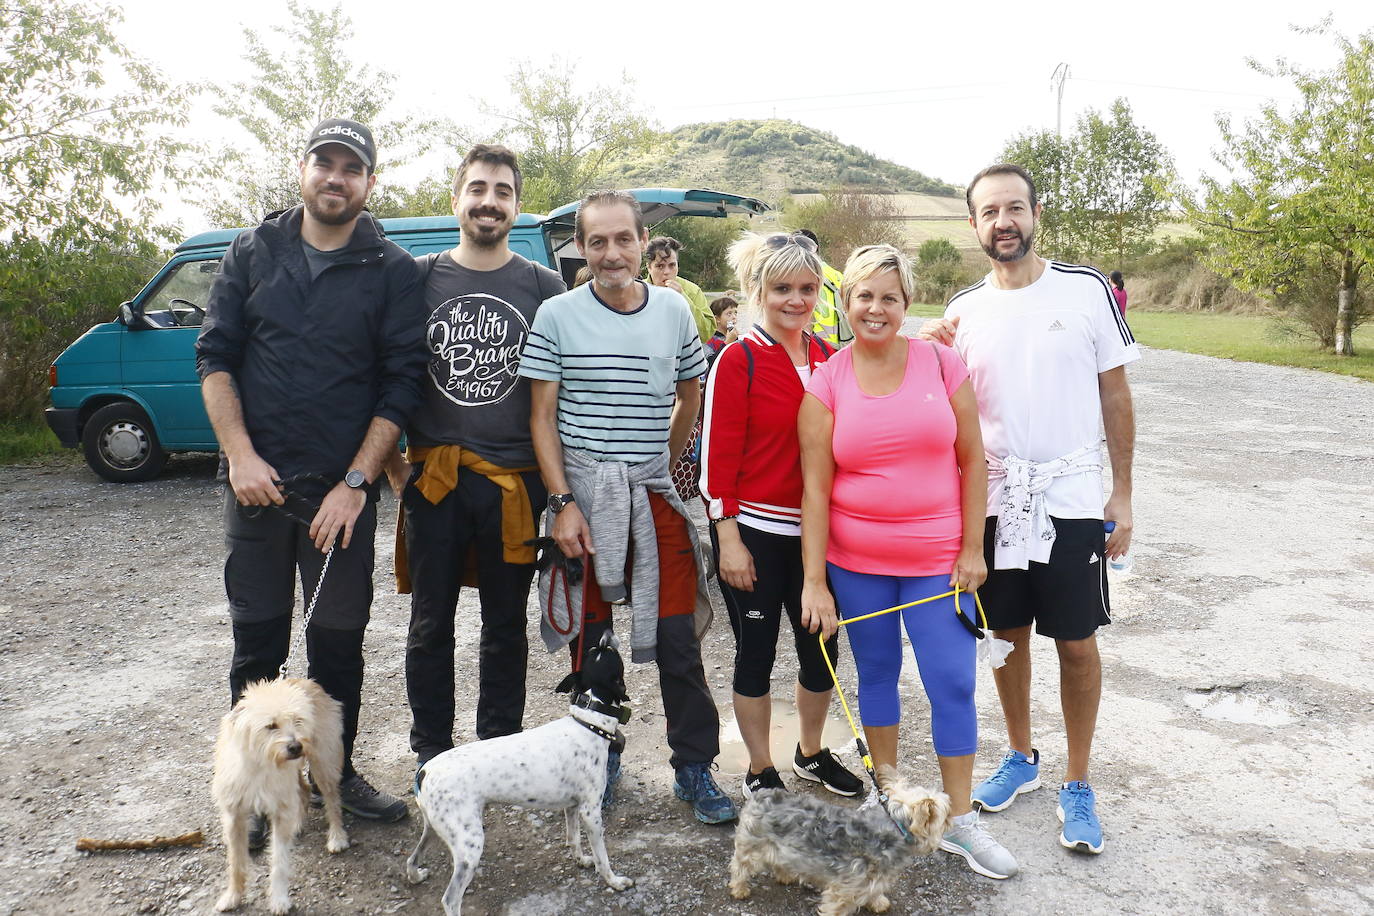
[196,205,425,482]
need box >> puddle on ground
[1184,688,1293,726]
[717,697,857,774]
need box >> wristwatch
[548,492,576,514]
[344,469,367,489]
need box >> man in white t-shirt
[920,163,1138,857]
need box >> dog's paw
[577,853,594,869]
[326,829,349,854]
[607,875,634,892]
[267,892,292,915]
[406,864,429,885]
[867,893,891,913]
[214,891,243,912]
[728,882,751,900]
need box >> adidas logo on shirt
[1048,320,1066,332]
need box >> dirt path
[1,343,1371,915]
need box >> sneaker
[246,813,268,852]
[792,745,863,797]
[338,773,409,822]
[971,748,1041,812]
[742,766,786,799]
[673,762,739,824]
[1057,781,1104,854]
[940,811,1019,879]
[602,750,622,810]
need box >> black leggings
[712,524,839,697]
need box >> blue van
[45,188,767,481]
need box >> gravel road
[1,340,1371,916]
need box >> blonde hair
[841,244,915,307]
[727,232,825,323]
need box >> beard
[460,208,513,248]
[303,185,365,226]
[982,224,1035,262]
[592,269,636,290]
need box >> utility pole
[1051,63,1070,136]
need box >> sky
[108,0,1374,233]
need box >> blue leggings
[828,564,977,757]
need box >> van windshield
[141,258,221,328]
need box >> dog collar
[572,717,626,753]
[575,693,631,725]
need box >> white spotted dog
[406,631,633,914]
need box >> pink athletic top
[806,337,970,576]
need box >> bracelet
[710,515,739,526]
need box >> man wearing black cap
[197,118,426,842]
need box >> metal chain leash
[279,544,334,678]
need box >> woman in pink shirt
[800,245,1017,879]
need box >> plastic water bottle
[1104,521,1133,575]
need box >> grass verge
[0,419,65,464]
[1127,311,1374,382]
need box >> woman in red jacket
[699,232,862,800]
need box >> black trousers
[223,489,376,777]
[404,465,546,762]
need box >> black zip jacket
[195,205,425,483]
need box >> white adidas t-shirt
[945,260,1140,519]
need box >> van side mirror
[120,302,136,326]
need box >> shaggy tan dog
[212,677,348,914]
[728,766,950,916]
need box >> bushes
[1127,239,1264,313]
[914,239,977,304]
[0,238,163,423]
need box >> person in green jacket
[645,236,715,343]
[796,228,853,350]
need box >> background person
[196,118,424,839]
[799,244,1017,879]
[704,295,738,365]
[1110,270,1128,316]
[795,228,852,350]
[699,232,861,801]
[644,235,715,343]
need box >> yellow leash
[817,586,989,832]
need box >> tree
[487,60,659,214]
[915,238,975,304]
[784,190,906,267]
[1,0,192,423]
[203,0,452,227]
[0,0,193,246]
[1188,25,1374,355]
[1000,99,1173,267]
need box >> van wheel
[81,402,167,482]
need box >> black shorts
[978,516,1110,641]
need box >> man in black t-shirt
[386,145,566,769]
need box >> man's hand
[801,579,839,639]
[385,455,412,497]
[1104,493,1133,560]
[228,452,283,507]
[553,502,595,559]
[309,482,367,551]
[916,315,960,345]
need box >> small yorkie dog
[729,766,950,916]
[212,677,348,915]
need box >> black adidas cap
[304,118,375,169]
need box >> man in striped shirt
[519,190,737,825]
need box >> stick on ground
[76,831,204,852]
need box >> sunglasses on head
[764,233,818,253]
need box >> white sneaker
[940,812,1019,879]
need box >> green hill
[604,119,959,200]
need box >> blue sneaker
[673,762,738,824]
[972,748,1041,812]
[602,750,622,809]
[1058,781,1104,853]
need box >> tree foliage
[1001,99,1173,267]
[1187,25,1374,354]
[203,0,452,227]
[650,215,751,292]
[0,0,193,246]
[784,190,906,268]
[486,60,659,214]
[915,238,976,304]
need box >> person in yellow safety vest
[797,229,854,349]
[644,236,715,343]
